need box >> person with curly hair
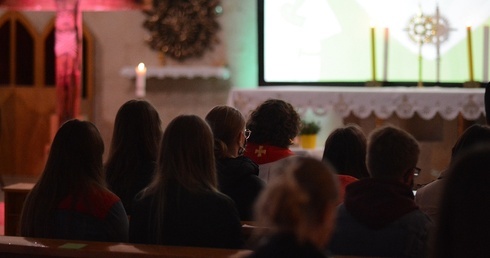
[248,156,339,258]
[244,99,301,183]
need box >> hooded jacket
[217,156,265,221]
[328,178,431,258]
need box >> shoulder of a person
[90,185,121,204]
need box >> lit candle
[135,62,147,98]
[371,26,377,82]
[382,27,389,82]
[483,25,489,83]
[467,26,474,81]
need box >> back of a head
[45,119,105,190]
[255,156,339,244]
[205,105,245,158]
[322,124,369,179]
[109,99,162,161]
[21,119,105,237]
[434,145,490,257]
[246,99,301,148]
[367,126,420,180]
[156,114,217,192]
[450,124,490,163]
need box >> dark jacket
[129,183,244,249]
[217,156,264,221]
[53,187,128,242]
[328,178,431,258]
[107,160,155,216]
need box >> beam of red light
[0,0,149,11]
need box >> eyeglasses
[413,167,421,177]
[244,129,252,140]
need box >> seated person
[432,145,490,257]
[20,119,128,242]
[245,99,301,182]
[322,124,369,203]
[328,125,431,258]
[205,105,264,221]
[105,99,162,216]
[129,115,243,249]
[415,124,490,225]
[248,156,339,258]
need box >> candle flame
[137,62,146,71]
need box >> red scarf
[244,143,294,165]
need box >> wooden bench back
[0,236,252,258]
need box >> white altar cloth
[228,86,486,121]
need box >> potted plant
[299,120,321,149]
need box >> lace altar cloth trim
[228,86,485,121]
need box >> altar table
[228,86,485,121]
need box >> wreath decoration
[143,0,222,61]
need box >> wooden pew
[0,235,252,258]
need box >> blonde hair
[254,156,338,243]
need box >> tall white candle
[483,25,489,83]
[382,27,389,82]
[135,62,147,98]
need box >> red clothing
[55,187,128,242]
[337,175,358,204]
[245,143,294,165]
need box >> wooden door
[0,12,94,178]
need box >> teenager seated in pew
[415,124,490,226]
[248,156,339,258]
[432,145,490,257]
[205,105,264,221]
[244,99,301,183]
[105,99,162,216]
[322,124,369,204]
[129,115,244,249]
[20,119,128,242]
[328,126,431,258]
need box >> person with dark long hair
[415,124,490,225]
[129,115,243,248]
[20,119,128,242]
[432,145,490,257]
[105,99,162,215]
[322,124,369,203]
[205,105,264,221]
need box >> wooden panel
[0,87,55,177]
[3,183,34,236]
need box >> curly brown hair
[246,99,301,148]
